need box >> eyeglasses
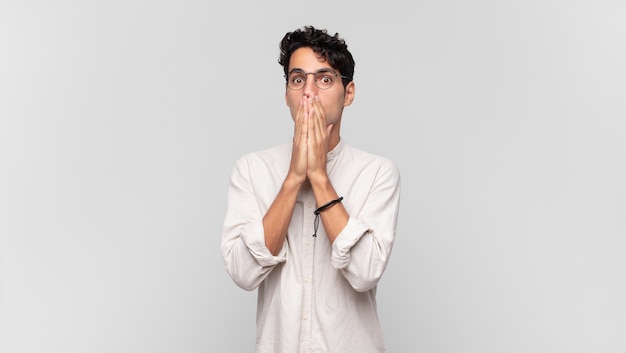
[285,69,347,90]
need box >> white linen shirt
[221,138,401,353]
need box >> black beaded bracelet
[312,196,343,237]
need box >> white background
[1,0,625,352]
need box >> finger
[311,96,326,142]
[304,98,315,141]
[295,98,310,148]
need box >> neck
[328,121,341,151]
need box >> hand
[306,95,333,182]
[287,96,309,185]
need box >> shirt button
[303,315,309,320]
[304,277,310,283]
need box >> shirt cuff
[241,220,287,267]
[331,217,371,269]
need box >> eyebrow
[288,68,336,75]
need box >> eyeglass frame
[284,68,348,91]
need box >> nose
[302,73,318,97]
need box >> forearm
[263,176,302,255]
[310,175,349,243]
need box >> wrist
[283,173,305,191]
[308,172,330,189]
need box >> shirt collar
[327,138,345,163]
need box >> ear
[343,81,355,107]
[285,91,289,106]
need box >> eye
[290,74,305,85]
[318,75,334,85]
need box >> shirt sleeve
[221,156,286,291]
[331,160,401,292]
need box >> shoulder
[343,142,399,174]
[232,142,292,173]
[236,143,290,162]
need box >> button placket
[299,192,315,351]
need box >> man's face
[284,47,354,126]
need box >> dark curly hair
[279,26,355,88]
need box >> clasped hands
[289,95,333,185]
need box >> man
[221,25,401,353]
